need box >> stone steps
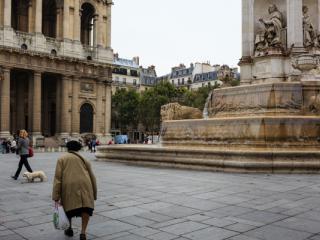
[96,145,320,173]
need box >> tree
[181,82,220,110]
[112,88,140,133]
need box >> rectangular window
[130,70,138,77]
[133,79,137,85]
[123,78,126,84]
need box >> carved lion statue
[161,102,203,121]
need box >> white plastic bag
[53,203,70,230]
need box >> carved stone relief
[81,82,95,93]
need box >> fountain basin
[96,116,320,173]
[161,116,320,148]
[96,145,320,173]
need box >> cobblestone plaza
[1,152,320,240]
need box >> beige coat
[52,152,97,212]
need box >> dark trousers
[14,154,33,179]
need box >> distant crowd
[1,134,18,154]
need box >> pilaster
[242,0,254,57]
[287,0,303,48]
[71,77,80,137]
[55,78,61,135]
[28,1,33,33]
[28,73,33,131]
[32,72,42,135]
[63,0,70,39]
[74,0,81,42]
[106,5,112,48]
[60,75,71,138]
[95,81,103,136]
[3,0,11,27]
[0,68,11,138]
[16,81,25,130]
[56,7,63,39]
[35,0,42,33]
[96,14,104,48]
[104,79,112,137]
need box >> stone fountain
[97,0,320,173]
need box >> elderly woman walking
[52,141,97,240]
[12,129,33,180]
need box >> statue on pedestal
[255,4,284,52]
[303,5,317,48]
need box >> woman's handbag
[53,203,70,230]
[28,147,34,158]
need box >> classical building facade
[0,0,113,144]
[112,54,158,93]
[157,62,239,90]
[112,54,140,92]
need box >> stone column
[55,78,61,135]
[96,15,104,47]
[16,81,25,130]
[32,72,42,136]
[28,74,34,131]
[56,8,62,39]
[28,1,33,33]
[95,81,103,136]
[35,0,42,33]
[63,0,70,39]
[318,0,320,31]
[3,0,11,27]
[106,5,112,48]
[287,0,303,48]
[93,15,98,46]
[71,77,80,137]
[74,0,81,41]
[242,0,254,57]
[60,76,71,138]
[104,80,112,136]
[0,68,11,138]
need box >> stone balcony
[0,27,113,64]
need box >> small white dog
[23,171,47,182]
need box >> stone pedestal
[96,47,114,63]
[2,27,15,47]
[33,33,47,52]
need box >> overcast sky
[112,0,242,76]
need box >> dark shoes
[11,176,17,180]
[64,227,86,240]
[64,228,74,237]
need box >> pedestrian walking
[12,130,33,180]
[52,141,97,240]
[91,138,96,153]
[11,139,17,153]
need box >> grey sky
[112,0,242,76]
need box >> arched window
[11,0,29,32]
[81,3,95,46]
[80,103,94,133]
[42,0,57,38]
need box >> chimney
[133,56,140,65]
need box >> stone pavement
[1,153,320,240]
